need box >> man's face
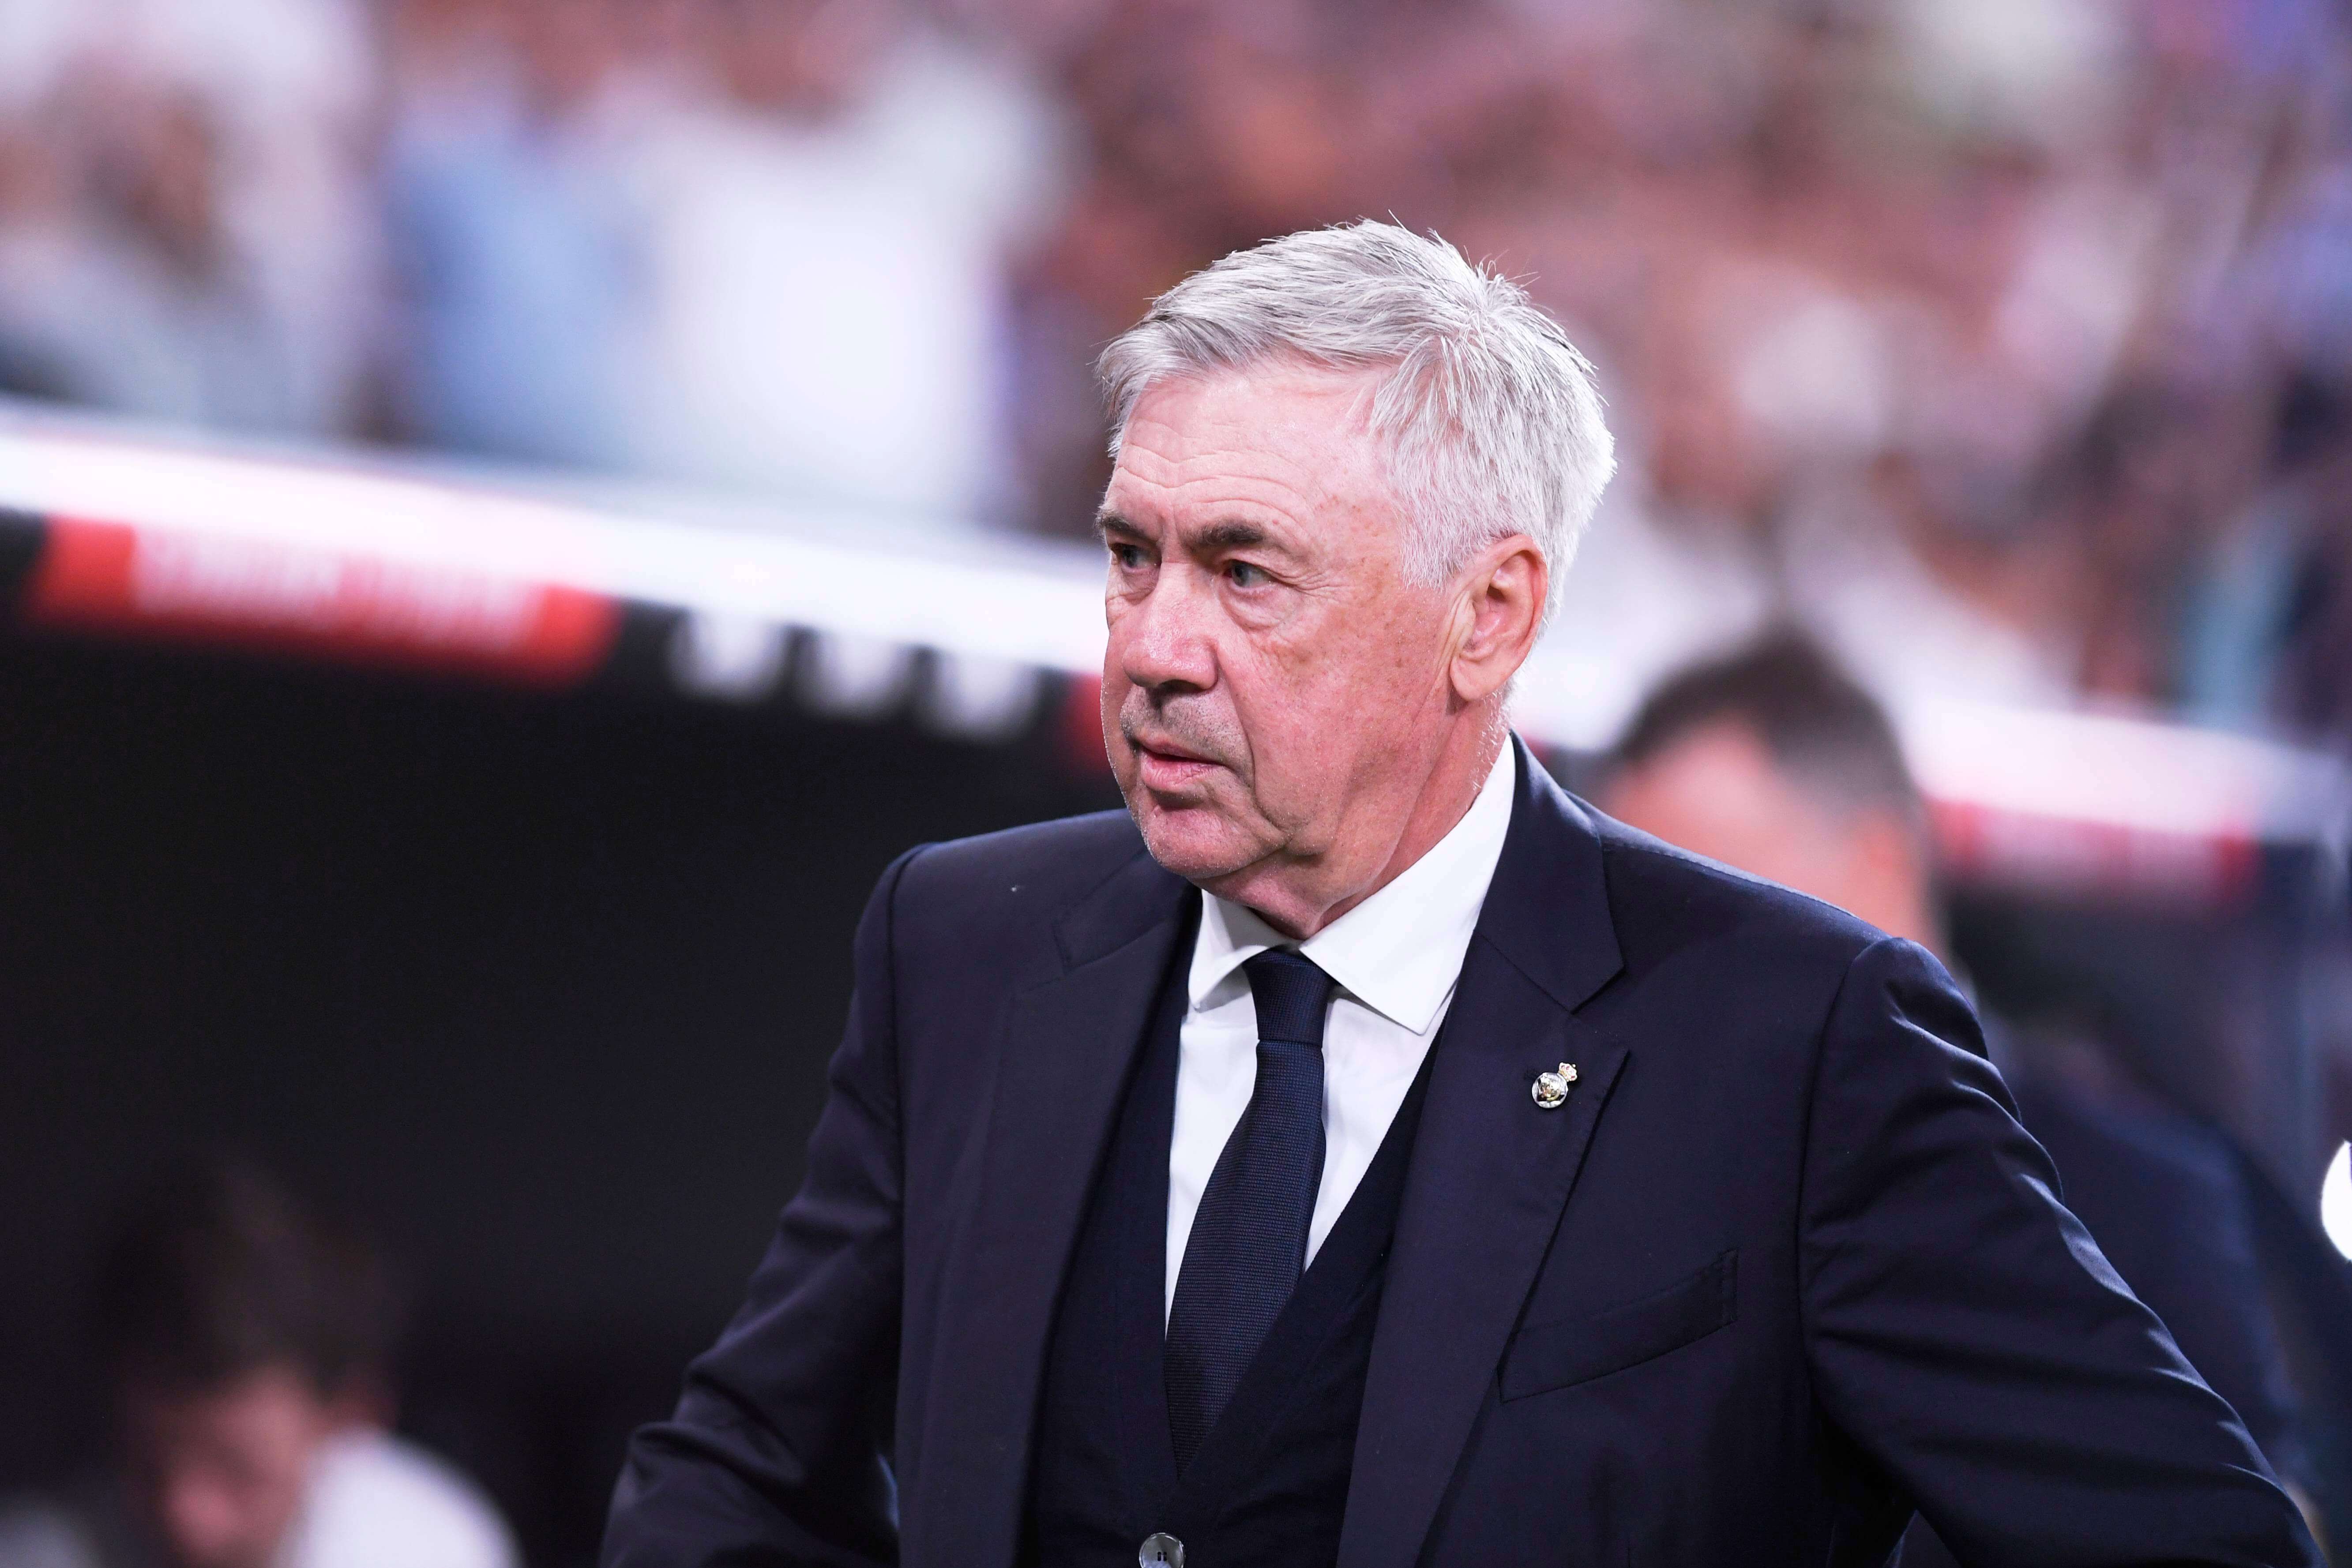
[1097,364,1463,921]
[1602,719,1930,945]
[1604,723,1834,895]
[121,1365,340,1568]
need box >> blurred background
[0,0,2349,1563]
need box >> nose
[1114,567,1217,695]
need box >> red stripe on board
[1060,671,1110,777]
[24,517,618,686]
[1929,797,2259,911]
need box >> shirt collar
[1187,740,1518,1036]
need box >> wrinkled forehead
[1102,363,1403,543]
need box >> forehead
[125,1364,323,1447]
[1105,364,1396,533]
[1616,722,1807,832]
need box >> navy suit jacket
[604,740,2318,1567]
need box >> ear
[1447,534,1548,705]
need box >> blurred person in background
[0,0,379,436]
[0,1159,515,1568]
[1599,631,2322,1563]
[385,0,1067,521]
[381,0,654,467]
[616,0,1066,520]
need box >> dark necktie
[1165,948,1335,1472]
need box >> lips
[1129,732,1222,790]
[1133,733,1210,765]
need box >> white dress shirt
[1166,741,1518,1318]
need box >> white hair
[1097,220,1616,604]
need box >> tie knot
[1243,949,1335,1048]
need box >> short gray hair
[1097,221,1616,603]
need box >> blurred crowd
[0,0,2347,739]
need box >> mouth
[1128,733,1222,790]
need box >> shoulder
[1573,802,1963,1047]
[1559,804,1986,1102]
[890,809,1150,929]
[1583,806,1890,975]
[856,808,1175,1049]
[291,1432,518,1568]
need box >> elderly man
[602,223,2318,1567]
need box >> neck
[1879,883,1949,962]
[1238,709,1509,940]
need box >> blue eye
[1110,543,1146,569]
[1227,561,1265,587]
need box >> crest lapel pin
[1531,1062,1579,1110]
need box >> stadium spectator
[381,0,652,467]
[384,0,1069,521]
[0,1159,515,1568]
[1599,632,2320,1561]
[0,0,378,435]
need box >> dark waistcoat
[1025,930,1436,1568]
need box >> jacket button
[1140,1532,1184,1567]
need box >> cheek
[1219,667,1344,818]
[1098,670,1124,748]
[157,1461,298,1562]
[1098,629,1141,758]
[1258,616,1433,738]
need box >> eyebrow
[1092,511,1290,557]
[1192,520,1272,552]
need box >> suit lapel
[901,849,1190,1568]
[1339,739,1630,1568]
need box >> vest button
[1139,1532,1185,1567]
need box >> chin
[1129,800,1263,885]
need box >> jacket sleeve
[601,847,924,1568]
[1798,936,2319,1568]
